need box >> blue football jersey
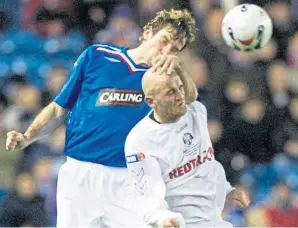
[54,44,150,167]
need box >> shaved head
[142,68,176,97]
[142,68,186,123]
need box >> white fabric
[56,157,151,228]
[125,101,234,227]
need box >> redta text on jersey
[169,146,214,179]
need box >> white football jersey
[125,101,234,227]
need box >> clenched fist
[228,188,250,209]
[6,131,29,151]
[161,218,180,228]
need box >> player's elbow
[51,102,69,118]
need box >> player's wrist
[22,134,34,148]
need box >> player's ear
[143,27,153,41]
[145,96,155,108]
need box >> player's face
[143,27,186,64]
[154,75,186,121]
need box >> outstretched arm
[6,102,68,150]
[24,102,68,143]
[6,45,90,151]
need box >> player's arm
[6,46,91,151]
[6,102,69,151]
[126,154,185,227]
[214,161,249,208]
[24,102,68,144]
[175,63,198,105]
[25,43,89,141]
[125,137,185,227]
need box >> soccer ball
[222,4,273,52]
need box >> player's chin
[175,106,187,116]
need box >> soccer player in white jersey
[5,10,198,227]
[125,69,250,227]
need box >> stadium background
[0,0,297,226]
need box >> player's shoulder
[78,44,127,65]
[81,44,126,57]
[126,116,152,141]
[187,101,207,116]
[91,43,126,54]
[125,115,160,149]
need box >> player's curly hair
[139,9,197,48]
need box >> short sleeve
[53,46,91,109]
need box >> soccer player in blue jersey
[6,9,197,227]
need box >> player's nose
[176,90,184,101]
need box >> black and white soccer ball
[222,4,273,52]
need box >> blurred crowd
[0,0,297,227]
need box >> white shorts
[56,157,150,228]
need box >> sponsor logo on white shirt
[183,133,194,146]
[169,146,214,179]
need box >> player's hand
[228,188,250,209]
[151,54,180,75]
[6,131,28,151]
[161,218,180,228]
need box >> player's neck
[126,45,150,67]
[153,111,181,124]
